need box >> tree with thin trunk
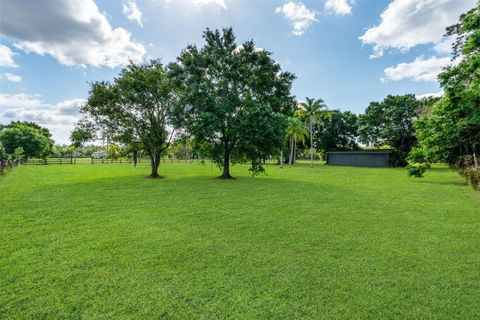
[70,119,94,164]
[79,60,178,178]
[285,117,308,167]
[170,28,295,178]
[296,97,327,167]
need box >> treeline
[0,121,54,174]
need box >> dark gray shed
[326,150,394,167]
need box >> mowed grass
[1,163,479,319]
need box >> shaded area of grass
[1,163,479,319]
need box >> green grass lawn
[1,163,479,319]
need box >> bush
[406,162,429,178]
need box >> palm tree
[285,117,308,167]
[297,97,327,167]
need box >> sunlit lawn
[1,163,479,319]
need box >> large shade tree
[170,28,295,178]
[314,110,359,154]
[358,94,420,166]
[296,97,327,167]
[415,2,480,167]
[0,121,53,159]
[79,60,178,177]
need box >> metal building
[326,150,394,167]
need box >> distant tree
[0,122,53,159]
[314,110,359,155]
[358,94,420,166]
[296,97,327,167]
[79,60,178,177]
[70,120,94,163]
[286,117,308,167]
[170,28,295,178]
[6,121,53,143]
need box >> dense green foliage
[0,121,53,159]
[314,110,359,154]
[170,28,295,178]
[1,163,479,318]
[358,94,419,166]
[411,2,479,188]
[80,60,178,177]
[417,3,479,165]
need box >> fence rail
[22,156,325,166]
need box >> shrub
[406,162,429,178]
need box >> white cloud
[0,0,145,68]
[0,93,86,144]
[275,2,317,36]
[416,91,444,99]
[123,0,144,27]
[360,0,476,59]
[0,44,18,67]
[2,73,22,82]
[383,56,452,82]
[324,0,353,15]
[0,93,42,108]
[192,0,227,9]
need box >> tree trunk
[133,150,138,167]
[280,149,283,168]
[220,153,232,179]
[310,120,314,168]
[293,138,297,165]
[473,152,478,169]
[288,137,294,167]
[149,153,161,177]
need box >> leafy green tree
[79,60,178,177]
[314,110,359,155]
[285,117,308,167]
[70,120,94,163]
[0,122,53,159]
[6,121,53,143]
[296,97,327,167]
[358,94,420,166]
[170,28,295,178]
[431,1,479,166]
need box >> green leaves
[358,94,420,166]
[172,28,295,177]
[0,122,53,159]
[80,60,178,177]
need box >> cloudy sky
[0,0,476,144]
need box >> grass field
[1,163,479,319]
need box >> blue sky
[0,0,476,143]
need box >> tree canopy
[170,28,295,178]
[79,60,178,177]
[416,2,480,165]
[0,121,53,159]
[358,94,420,166]
[314,110,359,154]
